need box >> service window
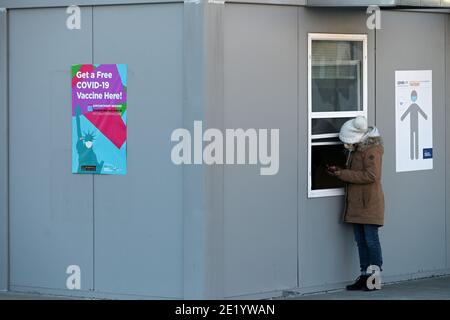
[308,33,368,198]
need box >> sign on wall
[72,64,127,175]
[395,70,432,172]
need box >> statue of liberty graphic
[75,106,104,173]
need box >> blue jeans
[353,224,383,274]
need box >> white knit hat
[339,116,368,144]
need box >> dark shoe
[346,275,369,291]
[363,286,381,292]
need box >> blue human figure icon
[400,90,428,160]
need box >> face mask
[85,141,93,149]
[344,143,354,151]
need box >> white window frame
[308,33,368,198]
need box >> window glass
[311,117,353,135]
[312,40,363,112]
[311,144,348,190]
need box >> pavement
[290,275,450,300]
[0,292,72,300]
[0,276,449,299]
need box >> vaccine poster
[72,64,127,175]
[395,70,433,172]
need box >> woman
[328,116,384,291]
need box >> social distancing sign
[395,70,433,172]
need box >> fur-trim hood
[357,136,384,151]
[354,127,383,151]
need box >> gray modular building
[1,0,450,299]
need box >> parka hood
[357,127,383,151]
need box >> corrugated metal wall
[376,10,447,280]
[1,1,450,299]
[223,5,450,295]
[7,4,185,299]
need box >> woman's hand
[326,165,342,176]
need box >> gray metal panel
[376,11,447,276]
[226,0,307,5]
[307,0,397,6]
[297,7,376,288]
[92,4,184,298]
[223,4,298,297]
[307,0,450,7]
[203,2,225,299]
[9,7,94,290]
[182,2,226,299]
[0,8,8,291]
[182,2,207,299]
[401,0,448,7]
[0,0,302,9]
[447,14,450,270]
[0,0,181,9]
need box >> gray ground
[289,275,450,300]
[0,276,449,299]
